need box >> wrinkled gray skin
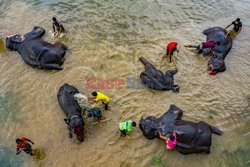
[139,57,179,92]
[6,26,67,70]
[139,105,222,154]
[57,84,85,142]
[202,27,232,75]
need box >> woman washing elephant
[158,131,177,151]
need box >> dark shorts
[120,129,126,135]
[23,146,33,155]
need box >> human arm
[26,138,34,145]
[59,25,65,33]
[159,132,168,141]
[176,46,179,53]
[166,144,173,150]
[16,147,22,155]
[88,96,97,102]
[224,23,232,30]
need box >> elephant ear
[139,116,159,140]
[203,28,214,36]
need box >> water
[0,0,250,166]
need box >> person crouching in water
[159,131,177,151]
[197,40,220,54]
[86,107,102,122]
[119,120,136,136]
[88,91,110,110]
[16,137,34,156]
[52,17,65,37]
[166,42,179,63]
[73,93,103,122]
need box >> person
[52,17,65,37]
[166,42,179,63]
[225,18,242,38]
[159,131,177,150]
[88,91,110,110]
[197,40,220,54]
[185,40,220,54]
[74,93,103,122]
[119,120,136,136]
[86,107,102,122]
[16,137,34,156]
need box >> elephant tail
[210,125,223,135]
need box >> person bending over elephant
[6,26,67,70]
[159,131,177,151]
[139,105,222,154]
[185,27,232,75]
[74,93,103,122]
[225,18,242,38]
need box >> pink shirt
[166,132,177,149]
[202,40,216,48]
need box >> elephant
[139,57,179,92]
[57,84,85,142]
[6,26,67,70]
[203,27,233,75]
[139,105,222,154]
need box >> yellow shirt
[96,92,109,104]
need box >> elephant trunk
[139,57,149,66]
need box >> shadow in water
[32,148,46,161]
[0,39,5,53]
[0,146,24,167]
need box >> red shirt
[16,137,28,149]
[167,42,178,55]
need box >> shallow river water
[0,0,250,167]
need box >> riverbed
[0,0,250,166]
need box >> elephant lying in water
[203,27,232,75]
[6,26,67,70]
[57,84,84,142]
[139,57,179,92]
[139,105,222,154]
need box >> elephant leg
[58,57,65,66]
[197,146,210,154]
[140,72,155,89]
[42,63,63,70]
